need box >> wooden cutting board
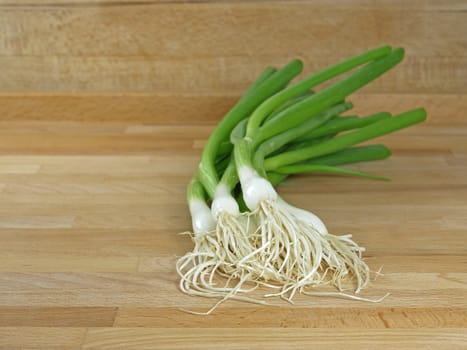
[0,1,466,349]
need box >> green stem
[267,172,288,186]
[256,48,405,144]
[294,112,391,143]
[265,145,390,186]
[253,102,353,175]
[215,68,280,158]
[230,118,249,144]
[187,177,208,202]
[303,144,391,166]
[264,90,315,124]
[274,164,389,181]
[244,67,278,96]
[234,138,254,171]
[245,45,392,139]
[219,157,239,191]
[264,107,427,170]
[285,135,336,152]
[215,153,231,175]
[198,61,303,197]
[217,141,233,158]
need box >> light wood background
[0,0,466,349]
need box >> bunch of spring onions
[176,46,426,314]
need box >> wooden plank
[2,128,457,156]
[0,327,86,350]
[0,216,75,229]
[0,164,40,174]
[0,2,464,57]
[0,223,466,267]
[114,306,467,328]
[1,188,466,207]
[0,56,464,93]
[0,93,236,124]
[0,2,465,93]
[0,163,465,196]
[0,307,116,327]
[1,195,466,232]
[0,174,188,195]
[1,172,466,235]
[0,94,463,124]
[2,155,196,175]
[0,254,139,272]
[1,0,466,7]
[0,125,458,155]
[81,328,467,350]
[0,229,192,257]
[138,255,467,274]
[0,270,466,308]
[0,133,198,156]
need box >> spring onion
[177,46,427,314]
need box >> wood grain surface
[0,117,466,349]
[0,0,466,93]
[1,0,467,349]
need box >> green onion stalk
[178,62,307,313]
[177,46,427,314]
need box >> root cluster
[176,200,381,314]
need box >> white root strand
[176,200,384,314]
